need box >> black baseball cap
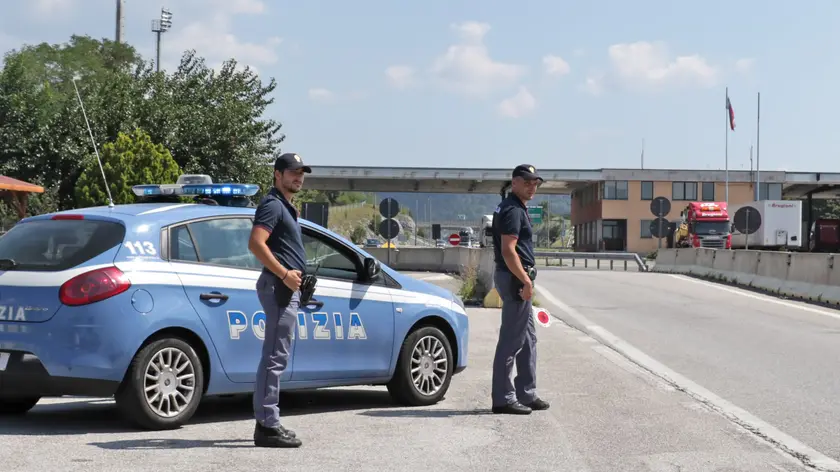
[512,164,544,182]
[274,152,312,173]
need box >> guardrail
[534,251,650,272]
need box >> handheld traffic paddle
[533,306,553,328]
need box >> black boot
[491,401,532,415]
[254,422,302,448]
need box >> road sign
[379,218,401,240]
[527,206,543,224]
[448,233,461,246]
[650,197,671,217]
[379,198,400,218]
[733,206,761,235]
[650,218,670,238]
[432,224,441,240]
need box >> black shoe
[254,422,302,448]
[523,398,550,411]
[491,401,532,415]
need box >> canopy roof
[0,176,44,194]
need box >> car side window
[179,217,260,270]
[170,225,199,262]
[301,231,359,281]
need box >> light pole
[151,7,173,72]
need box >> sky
[2,0,840,173]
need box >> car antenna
[71,75,114,209]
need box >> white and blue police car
[0,175,469,430]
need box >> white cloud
[429,21,526,97]
[308,88,334,102]
[582,74,605,96]
[498,86,536,118]
[385,65,416,89]
[735,57,756,74]
[607,41,718,89]
[543,54,570,77]
[164,11,281,71]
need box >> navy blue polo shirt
[253,188,307,278]
[492,194,536,271]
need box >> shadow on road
[89,438,254,450]
[357,408,493,418]
[0,388,406,436]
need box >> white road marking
[536,285,840,472]
[668,274,840,321]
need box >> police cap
[512,164,544,182]
[274,153,312,173]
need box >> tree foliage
[0,35,285,212]
[75,129,182,208]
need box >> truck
[673,201,732,249]
[479,214,493,248]
[729,200,802,250]
[808,218,840,252]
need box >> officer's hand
[520,282,533,301]
[283,270,303,291]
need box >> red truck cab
[676,201,732,249]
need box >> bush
[458,264,480,301]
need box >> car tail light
[52,214,84,220]
[59,267,131,306]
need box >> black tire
[115,337,204,430]
[0,396,40,415]
[387,325,454,406]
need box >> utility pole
[151,7,173,73]
[116,0,125,43]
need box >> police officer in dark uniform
[490,164,550,415]
[247,152,311,447]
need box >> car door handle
[200,292,229,301]
[305,298,324,309]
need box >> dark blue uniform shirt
[492,193,536,271]
[253,188,307,279]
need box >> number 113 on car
[124,240,157,256]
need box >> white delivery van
[729,200,803,249]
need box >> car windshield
[694,221,730,235]
[0,218,126,271]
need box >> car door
[168,216,278,384]
[290,228,396,382]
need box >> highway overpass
[300,165,840,197]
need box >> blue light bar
[131,183,260,197]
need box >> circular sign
[379,198,400,219]
[733,206,762,235]
[448,233,461,246]
[650,217,670,238]
[650,196,671,217]
[378,218,401,240]
[533,307,552,327]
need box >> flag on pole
[726,96,736,131]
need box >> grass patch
[457,264,479,301]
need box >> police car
[0,175,469,430]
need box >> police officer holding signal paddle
[490,164,550,415]
[247,152,312,448]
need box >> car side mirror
[363,257,381,280]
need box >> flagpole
[755,92,761,200]
[725,87,729,205]
[641,138,645,169]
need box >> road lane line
[536,285,840,472]
[667,274,840,321]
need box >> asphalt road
[0,272,811,472]
[535,267,840,470]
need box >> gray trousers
[253,271,300,428]
[491,269,538,407]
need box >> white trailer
[729,200,803,249]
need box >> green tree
[75,129,182,208]
[0,35,149,210]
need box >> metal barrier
[534,251,650,272]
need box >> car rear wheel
[387,325,453,406]
[0,396,40,415]
[115,337,204,430]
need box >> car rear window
[0,219,126,271]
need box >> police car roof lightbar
[131,174,260,198]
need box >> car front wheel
[115,337,204,430]
[0,396,40,415]
[388,325,454,406]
